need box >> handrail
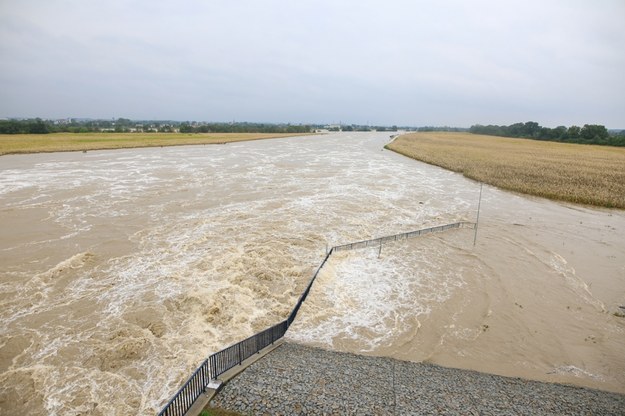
[208,320,288,380]
[157,359,209,416]
[208,247,335,382]
[156,221,472,415]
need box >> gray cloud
[1,0,624,127]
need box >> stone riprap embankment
[209,343,625,415]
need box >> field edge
[385,133,625,210]
[0,132,317,156]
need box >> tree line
[0,118,51,134]
[178,122,311,134]
[469,122,625,146]
[0,118,313,134]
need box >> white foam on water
[0,252,95,327]
[553,365,605,381]
[3,132,623,413]
[287,238,468,352]
[548,252,605,311]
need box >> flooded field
[1,132,624,414]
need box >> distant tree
[523,121,540,137]
[553,126,568,141]
[507,122,524,137]
[580,124,609,143]
[537,127,552,140]
[469,122,621,146]
[0,120,21,134]
[567,125,581,140]
[179,123,194,133]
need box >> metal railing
[157,221,472,415]
[157,359,209,416]
[207,248,335,382]
[333,222,474,252]
[288,248,333,326]
[209,320,288,380]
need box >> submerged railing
[288,248,333,327]
[333,221,474,252]
[157,222,471,416]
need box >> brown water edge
[287,189,625,395]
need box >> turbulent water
[1,132,624,414]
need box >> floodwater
[0,133,623,414]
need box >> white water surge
[0,132,624,414]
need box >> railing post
[474,183,483,246]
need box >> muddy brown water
[1,132,624,414]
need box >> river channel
[1,132,624,414]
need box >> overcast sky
[1,0,624,127]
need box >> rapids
[1,132,623,414]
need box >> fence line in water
[333,222,475,252]
[157,222,472,415]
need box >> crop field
[0,132,311,156]
[387,132,625,209]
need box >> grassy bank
[0,132,313,156]
[386,132,625,209]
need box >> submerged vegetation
[386,132,625,209]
